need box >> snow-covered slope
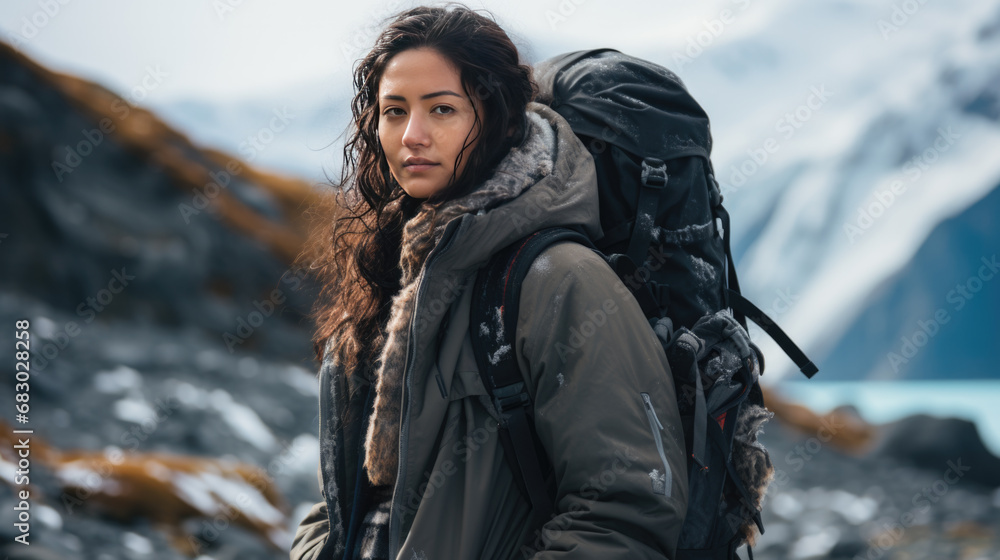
[148,0,1000,381]
[656,0,1000,380]
[815,175,1000,380]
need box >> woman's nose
[402,114,431,148]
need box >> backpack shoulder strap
[469,226,595,523]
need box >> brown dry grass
[762,385,878,454]
[0,418,290,555]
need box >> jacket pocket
[641,392,672,498]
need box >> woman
[291,4,688,559]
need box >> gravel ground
[749,415,1000,560]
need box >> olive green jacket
[291,102,688,560]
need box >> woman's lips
[404,163,438,172]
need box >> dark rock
[866,414,1000,489]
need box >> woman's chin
[401,181,447,200]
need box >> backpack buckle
[640,157,668,188]
[493,382,530,414]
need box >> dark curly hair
[297,3,537,388]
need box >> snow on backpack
[469,49,819,560]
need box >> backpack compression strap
[469,226,598,524]
[625,157,669,270]
[714,203,819,379]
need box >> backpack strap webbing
[626,157,669,269]
[715,204,818,379]
[725,289,818,378]
[469,226,597,524]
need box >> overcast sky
[0,0,725,103]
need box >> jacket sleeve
[514,241,689,559]
[289,465,332,560]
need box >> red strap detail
[690,454,709,471]
[499,232,540,321]
[715,411,727,430]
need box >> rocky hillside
[0,39,330,558]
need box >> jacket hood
[363,101,603,486]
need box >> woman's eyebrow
[380,90,463,101]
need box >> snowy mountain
[685,0,1000,380]
[815,176,1000,380]
[147,0,1000,381]
[638,0,1000,381]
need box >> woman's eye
[384,107,405,117]
[432,105,455,115]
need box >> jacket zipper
[388,216,466,558]
[640,392,672,498]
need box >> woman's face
[378,47,482,199]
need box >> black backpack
[469,49,819,560]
